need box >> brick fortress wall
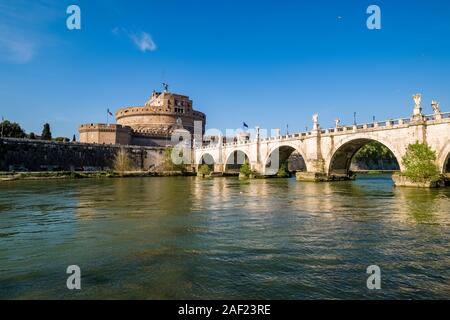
[0,138,166,171]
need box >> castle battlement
[79,123,131,131]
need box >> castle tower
[79,88,206,146]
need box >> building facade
[79,88,206,146]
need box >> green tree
[353,141,399,170]
[239,161,252,177]
[0,120,26,138]
[354,141,395,161]
[401,142,441,182]
[198,164,211,176]
[72,134,76,142]
[29,132,36,139]
[41,123,52,140]
[277,162,290,178]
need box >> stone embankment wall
[0,138,166,171]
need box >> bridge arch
[263,143,308,175]
[196,150,219,165]
[327,137,402,177]
[438,141,450,173]
[224,146,256,164]
[225,149,251,174]
[445,155,450,174]
[445,155,450,173]
[198,152,216,171]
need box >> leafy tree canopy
[198,164,211,175]
[401,142,441,182]
[239,161,252,177]
[0,120,26,138]
[354,141,395,161]
[277,162,290,178]
[41,123,52,140]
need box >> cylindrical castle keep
[116,91,205,137]
[79,89,206,146]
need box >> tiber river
[0,174,449,299]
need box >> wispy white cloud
[0,0,59,64]
[113,27,157,52]
[112,26,121,36]
[0,35,36,63]
[130,31,157,52]
[0,23,37,63]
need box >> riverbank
[392,172,449,188]
[352,170,398,175]
[0,171,195,181]
[2,170,448,185]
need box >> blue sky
[1,0,450,138]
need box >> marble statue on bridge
[312,113,319,130]
[412,93,423,119]
[335,118,341,128]
[432,100,441,114]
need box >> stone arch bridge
[194,108,450,181]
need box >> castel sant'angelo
[79,85,206,146]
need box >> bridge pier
[295,172,329,182]
[251,161,264,175]
[213,163,224,173]
[295,171,354,182]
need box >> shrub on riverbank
[239,161,252,178]
[198,164,211,176]
[401,142,442,183]
[277,163,290,178]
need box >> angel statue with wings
[431,100,440,114]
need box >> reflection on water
[0,174,449,299]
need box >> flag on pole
[243,122,249,128]
[107,108,113,116]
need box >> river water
[0,174,449,299]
